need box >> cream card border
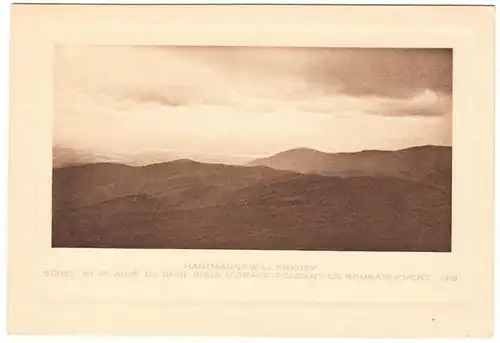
[8,5,495,337]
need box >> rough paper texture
[8,4,494,338]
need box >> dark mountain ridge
[52,149,452,252]
[248,145,452,190]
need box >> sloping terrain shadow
[52,146,452,251]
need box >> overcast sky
[54,46,452,165]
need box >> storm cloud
[54,46,452,164]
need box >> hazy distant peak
[247,144,452,191]
[290,146,318,152]
[398,144,451,152]
[167,158,199,164]
[266,144,451,158]
[270,147,327,157]
[285,146,324,153]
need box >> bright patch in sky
[54,46,452,165]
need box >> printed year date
[440,275,458,282]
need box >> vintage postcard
[8,4,495,338]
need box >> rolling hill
[52,153,452,252]
[248,145,452,191]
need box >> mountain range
[52,145,452,251]
[248,145,451,190]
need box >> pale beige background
[8,5,494,337]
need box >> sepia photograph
[8,4,495,338]
[52,46,452,252]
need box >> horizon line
[53,143,452,169]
